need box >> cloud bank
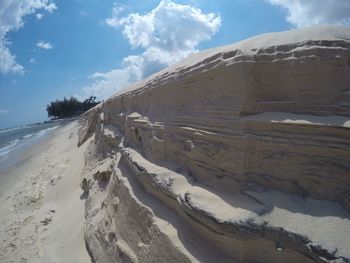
[84,0,221,99]
[267,0,350,28]
[0,0,56,74]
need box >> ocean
[0,119,73,171]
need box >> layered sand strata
[79,25,350,262]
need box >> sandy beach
[0,25,350,263]
[0,121,90,263]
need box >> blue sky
[0,0,350,129]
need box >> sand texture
[0,122,90,263]
[76,25,350,263]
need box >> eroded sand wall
[79,26,350,263]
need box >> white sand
[80,25,350,262]
[0,121,90,263]
[241,111,350,127]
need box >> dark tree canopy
[46,96,99,119]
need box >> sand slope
[78,25,350,262]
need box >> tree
[46,96,99,119]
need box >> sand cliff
[78,25,350,262]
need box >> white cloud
[105,3,127,27]
[267,0,350,28]
[83,69,130,99]
[0,109,9,114]
[84,0,221,99]
[36,40,53,49]
[0,0,57,74]
[29,58,36,63]
[36,13,44,20]
[117,1,221,51]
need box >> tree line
[46,96,99,119]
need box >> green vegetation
[46,96,99,119]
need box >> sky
[0,0,350,129]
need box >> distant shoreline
[45,115,80,123]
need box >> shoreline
[0,133,54,191]
[0,119,77,173]
[0,121,90,263]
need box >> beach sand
[0,121,90,263]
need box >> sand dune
[77,26,350,262]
